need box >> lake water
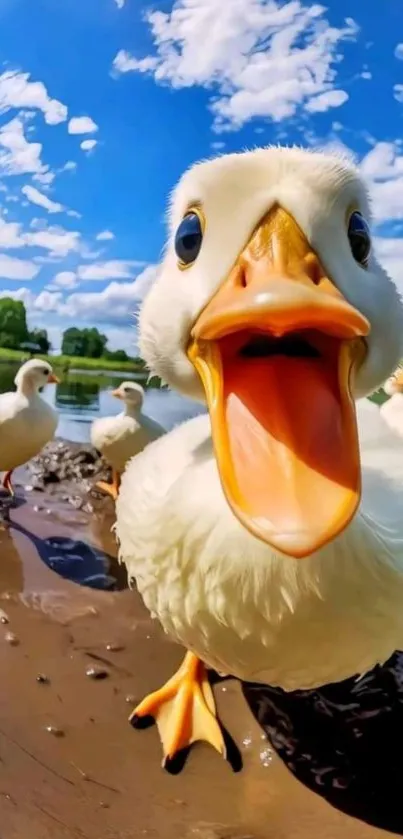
[0,362,206,443]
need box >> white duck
[379,366,403,436]
[0,358,59,495]
[115,146,403,771]
[91,381,164,499]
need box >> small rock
[85,665,109,680]
[99,802,110,809]
[44,725,65,737]
[125,694,137,705]
[36,674,50,685]
[0,610,9,625]
[5,632,19,646]
[106,643,124,652]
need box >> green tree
[61,326,108,358]
[0,298,29,349]
[104,348,129,362]
[61,327,87,357]
[29,328,51,354]
[84,327,108,358]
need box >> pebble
[125,694,137,705]
[106,642,124,652]
[0,611,9,625]
[5,632,19,646]
[44,725,65,738]
[85,665,109,680]
[99,802,110,809]
[259,747,273,767]
[36,674,50,685]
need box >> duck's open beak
[48,373,60,384]
[187,205,370,558]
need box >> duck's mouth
[187,205,370,558]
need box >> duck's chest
[123,461,403,692]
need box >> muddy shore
[0,440,399,838]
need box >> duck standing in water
[115,146,403,770]
[91,381,164,500]
[380,366,403,437]
[0,359,59,496]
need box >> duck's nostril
[305,253,323,286]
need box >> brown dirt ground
[0,468,396,839]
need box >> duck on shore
[0,359,59,496]
[90,381,164,500]
[115,145,403,771]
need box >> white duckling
[115,146,403,771]
[379,366,403,437]
[90,381,164,499]
[0,358,59,495]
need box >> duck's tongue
[187,206,370,558]
[192,336,362,557]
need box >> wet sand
[0,467,398,838]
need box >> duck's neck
[124,403,141,419]
[17,381,41,400]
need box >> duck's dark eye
[43,368,49,375]
[175,211,203,266]
[347,211,371,266]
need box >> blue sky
[0,0,402,353]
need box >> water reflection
[0,362,205,443]
[55,379,100,413]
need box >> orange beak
[48,373,60,384]
[112,388,124,399]
[187,206,370,558]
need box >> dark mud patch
[243,652,403,836]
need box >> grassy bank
[0,347,146,374]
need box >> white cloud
[68,116,98,135]
[25,224,81,257]
[114,0,125,7]
[0,253,39,280]
[62,161,77,172]
[395,44,403,60]
[0,70,67,125]
[394,84,403,103]
[77,260,143,281]
[0,217,24,248]
[360,141,403,223]
[374,237,403,294]
[96,229,115,241]
[21,184,64,213]
[53,271,78,289]
[80,139,97,152]
[0,117,47,177]
[63,265,158,322]
[0,286,33,305]
[306,90,348,113]
[113,50,158,74]
[112,1,358,130]
[33,289,63,311]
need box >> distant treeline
[0,297,144,366]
